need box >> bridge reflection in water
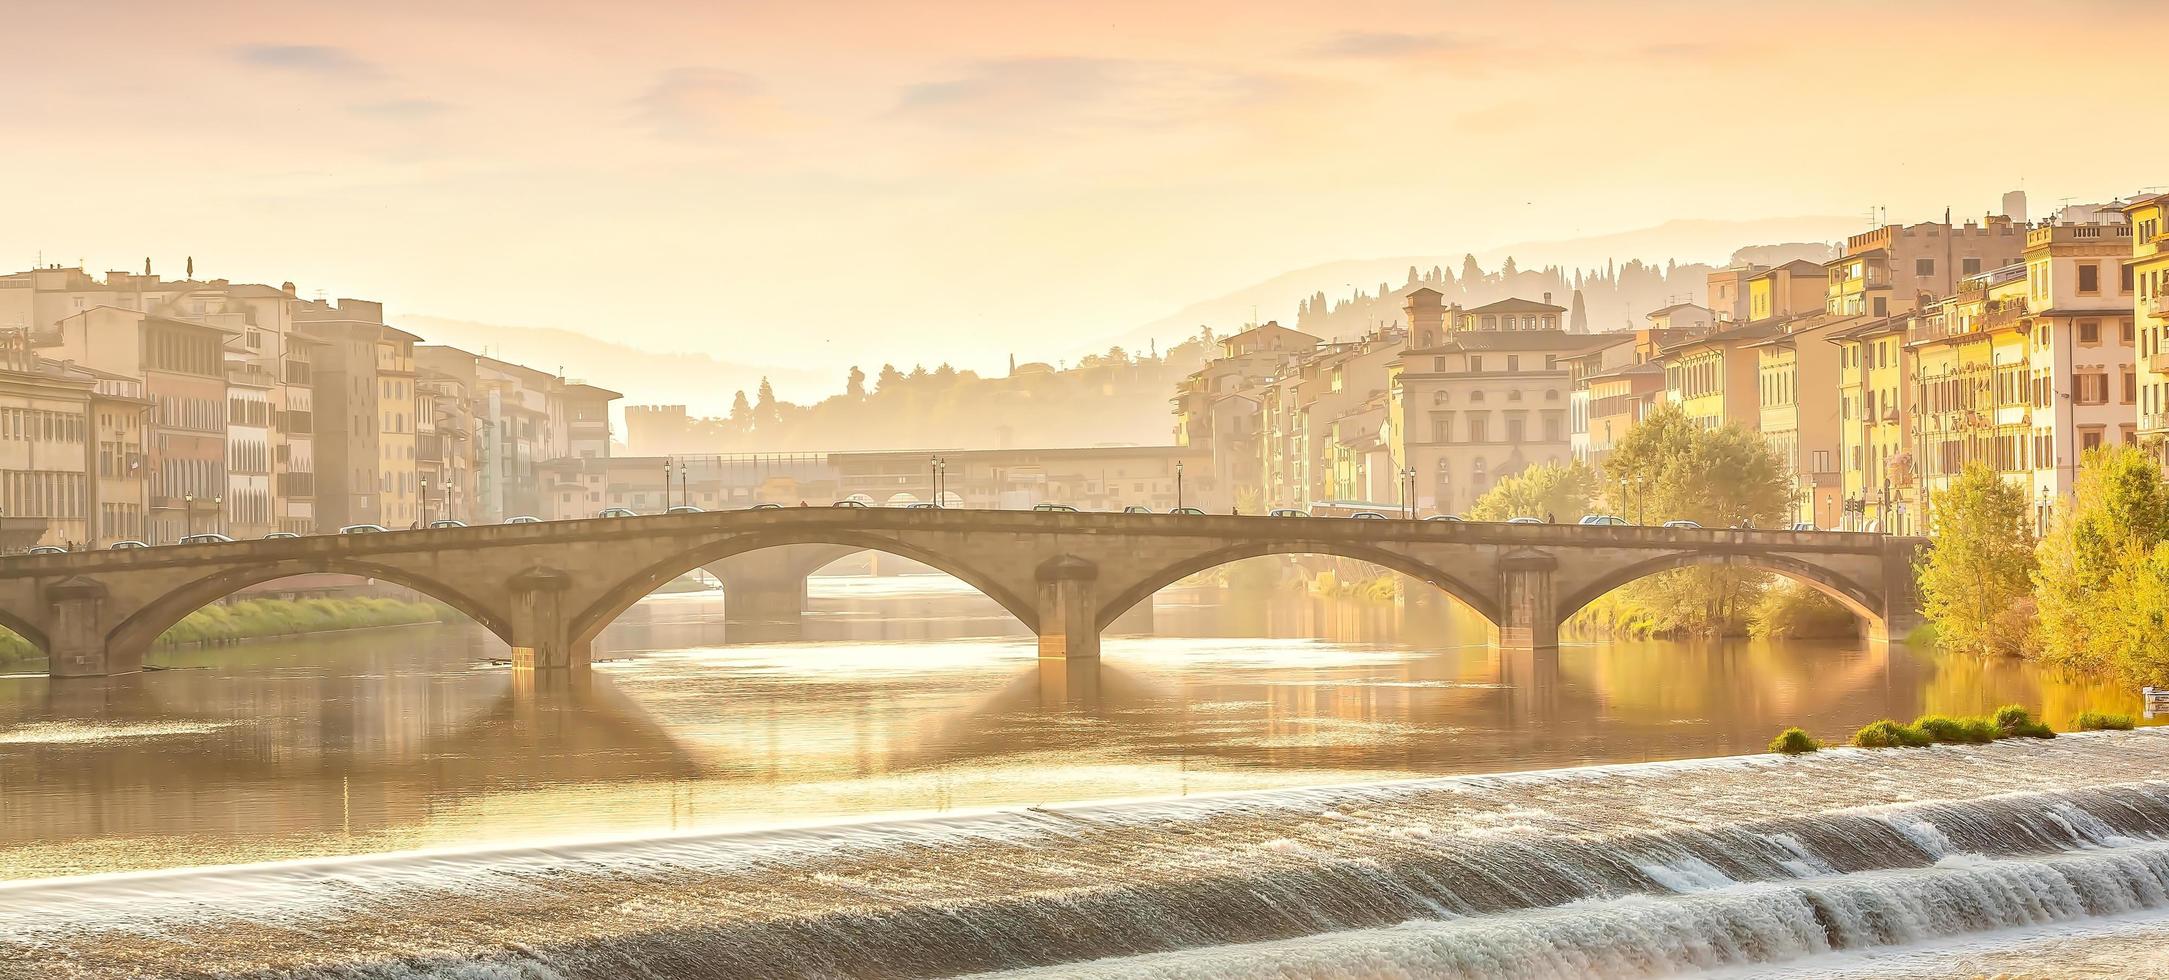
[0,574,2138,882]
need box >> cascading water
[7,732,2169,979]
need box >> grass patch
[1851,719,1934,748]
[1767,727,1822,754]
[0,628,36,666]
[1991,704,2056,739]
[1904,621,1939,648]
[1912,714,2000,744]
[2072,711,2136,732]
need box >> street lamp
[1176,460,1185,511]
[183,493,194,537]
[213,495,223,535]
[1401,466,1416,518]
[678,459,689,511]
[663,458,674,511]
[421,478,431,525]
[2039,485,2051,535]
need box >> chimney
[1543,291,1553,305]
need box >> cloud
[631,67,763,141]
[1309,31,1475,61]
[896,57,1296,134]
[231,44,383,80]
[349,98,451,120]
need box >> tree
[1600,403,1790,528]
[1918,461,2036,656]
[846,366,866,399]
[2035,445,2169,673]
[1569,290,1588,333]
[1460,253,1482,285]
[754,377,778,431]
[2101,542,2169,685]
[876,363,904,394]
[728,390,753,435]
[1465,461,1599,523]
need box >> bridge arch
[105,559,519,660]
[568,529,1041,649]
[1552,550,1884,632]
[0,608,49,660]
[1092,541,1502,632]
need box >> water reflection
[0,572,2155,880]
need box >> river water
[3,570,2167,977]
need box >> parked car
[503,515,542,524]
[428,520,467,528]
[340,524,390,534]
[665,506,704,515]
[1506,516,1544,525]
[178,533,235,545]
[1349,511,1388,519]
[905,502,940,510]
[750,503,783,510]
[109,540,149,550]
[1788,522,1817,532]
[1268,508,1310,518]
[1121,506,1154,514]
[1578,515,1628,526]
[1032,503,1080,512]
[832,499,870,508]
[1425,515,1465,522]
[596,507,638,518]
[1171,507,1206,516]
[26,545,68,555]
[1662,520,1702,529]
[263,531,301,539]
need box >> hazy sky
[5,0,2163,378]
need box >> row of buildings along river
[1173,190,2169,533]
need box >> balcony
[1978,299,2029,331]
[2153,353,2169,375]
[2145,412,2169,434]
[2151,294,2169,318]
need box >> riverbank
[0,596,455,665]
[7,730,2169,978]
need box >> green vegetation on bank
[1918,446,2169,687]
[0,596,454,666]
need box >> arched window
[1508,390,1523,402]
[1544,389,1560,401]
[1470,390,1486,403]
[1432,391,1449,405]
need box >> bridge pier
[1498,550,1559,653]
[45,578,132,678]
[509,567,586,670]
[1035,555,1100,660]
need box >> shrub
[1851,719,1933,748]
[1912,714,1997,744]
[1991,705,2056,739]
[1768,727,1821,754]
[2072,711,2136,732]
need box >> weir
[8,734,2168,978]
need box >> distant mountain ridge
[1101,214,1860,352]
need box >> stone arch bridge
[0,509,1927,677]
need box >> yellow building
[1659,321,1777,431]
[1753,313,1859,529]
[1831,316,1915,533]
[2127,195,2169,457]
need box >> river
[2,570,2165,977]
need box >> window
[1468,414,1490,443]
[2077,373,2110,405]
[1506,355,1520,372]
[2082,428,2104,452]
[1962,257,1981,277]
[2124,264,2137,293]
[1915,258,1935,277]
[2079,263,2100,293]
[2079,320,2101,345]
[2124,320,2136,345]
[1469,355,1485,373]
[1505,416,1525,442]
[1469,390,1486,403]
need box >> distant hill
[394,315,829,416]
[1099,215,1858,352]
